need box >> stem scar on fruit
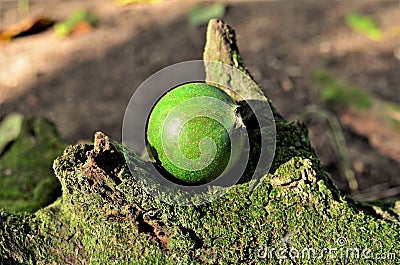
[146,82,246,184]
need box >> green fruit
[146,82,244,184]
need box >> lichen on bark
[1,19,399,265]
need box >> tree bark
[1,19,399,265]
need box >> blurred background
[0,0,399,210]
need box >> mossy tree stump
[1,20,399,265]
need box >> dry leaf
[0,16,54,45]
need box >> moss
[2,128,397,264]
[0,116,66,212]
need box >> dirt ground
[1,0,399,201]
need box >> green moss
[0,127,399,264]
[0,116,66,212]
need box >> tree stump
[1,19,399,265]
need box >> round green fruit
[146,82,245,184]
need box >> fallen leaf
[345,13,382,41]
[312,70,400,162]
[54,9,98,38]
[0,16,55,45]
[0,113,24,155]
[189,3,226,26]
